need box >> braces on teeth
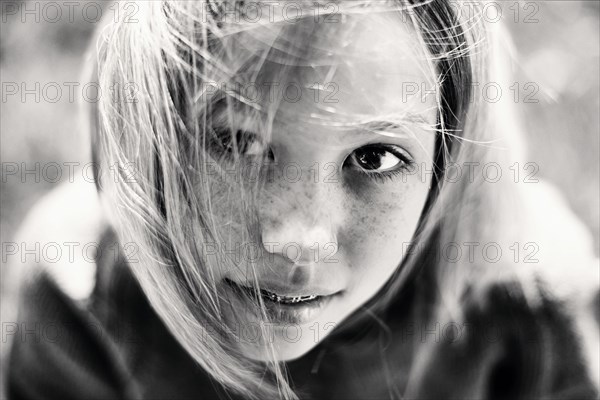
[228,280,319,304]
[261,291,318,304]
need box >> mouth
[224,278,326,304]
[224,278,340,324]
[258,291,320,305]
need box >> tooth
[260,291,319,304]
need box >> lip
[226,278,341,298]
[224,278,341,325]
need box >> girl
[7,1,599,399]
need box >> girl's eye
[345,144,414,183]
[230,134,264,156]
[354,148,400,171]
[213,128,270,158]
[350,145,411,172]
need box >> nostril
[289,266,310,286]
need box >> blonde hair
[87,1,563,398]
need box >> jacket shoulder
[9,175,108,302]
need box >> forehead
[215,12,437,131]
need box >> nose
[259,172,339,265]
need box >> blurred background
[0,0,599,392]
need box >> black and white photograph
[1,1,599,399]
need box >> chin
[240,318,339,362]
[271,329,323,361]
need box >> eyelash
[349,144,415,183]
[365,167,406,183]
[208,127,262,160]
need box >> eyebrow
[358,119,420,132]
[339,115,432,138]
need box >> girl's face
[209,14,437,361]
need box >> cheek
[339,179,430,288]
[194,177,253,266]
